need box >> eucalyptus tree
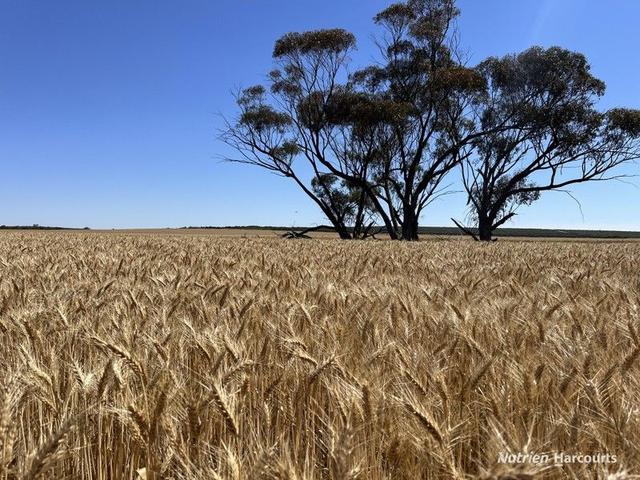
[221,30,356,239]
[222,1,493,240]
[455,47,640,241]
[343,0,487,240]
[222,1,639,241]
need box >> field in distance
[0,231,638,479]
[174,226,640,240]
[3,224,640,240]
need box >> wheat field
[0,232,638,479]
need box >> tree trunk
[318,207,352,240]
[327,217,352,239]
[337,228,352,240]
[401,211,420,241]
[478,217,493,242]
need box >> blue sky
[1,0,638,230]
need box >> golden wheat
[0,231,638,479]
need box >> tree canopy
[457,47,640,240]
[222,0,640,240]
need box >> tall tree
[222,3,639,241]
[342,0,487,240]
[455,47,640,241]
[221,30,386,239]
[222,1,493,240]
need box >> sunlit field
[1,231,638,479]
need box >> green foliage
[477,46,606,135]
[273,29,356,58]
[408,0,459,41]
[239,105,291,133]
[470,177,540,222]
[374,3,416,26]
[375,0,459,42]
[224,1,640,242]
[325,89,411,128]
[311,173,375,237]
[606,108,640,136]
[431,67,486,93]
[237,85,292,133]
[270,141,300,159]
[480,47,605,97]
[463,46,640,240]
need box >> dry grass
[0,231,638,479]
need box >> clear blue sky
[1,0,638,229]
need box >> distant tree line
[222,0,640,241]
[0,224,84,230]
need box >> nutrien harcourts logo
[498,452,618,465]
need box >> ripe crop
[0,232,638,479]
